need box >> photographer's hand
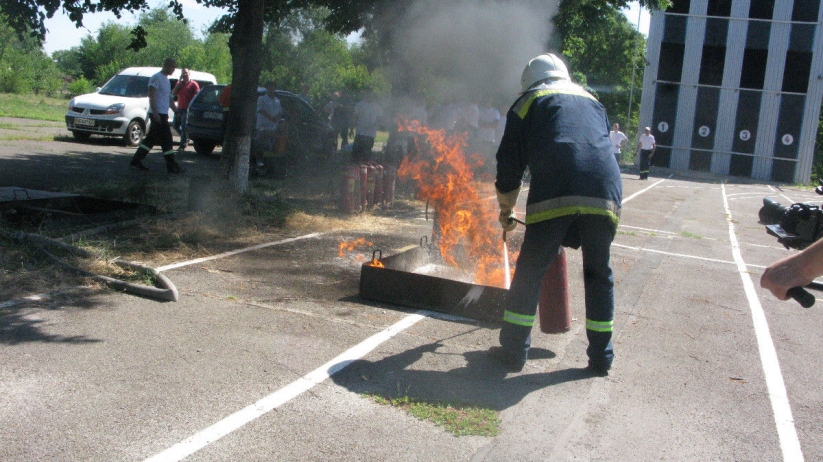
[761,238,823,302]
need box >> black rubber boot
[130,149,149,171]
[164,153,184,174]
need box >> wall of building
[637,0,823,183]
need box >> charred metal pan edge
[359,245,505,323]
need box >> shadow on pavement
[0,292,104,345]
[331,341,595,412]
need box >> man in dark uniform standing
[492,53,622,375]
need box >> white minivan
[65,67,217,146]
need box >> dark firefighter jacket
[495,79,623,237]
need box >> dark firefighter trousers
[499,214,616,369]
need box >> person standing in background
[477,96,501,174]
[171,68,200,152]
[609,123,628,166]
[636,126,656,180]
[351,90,384,163]
[253,81,283,175]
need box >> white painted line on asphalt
[721,183,804,462]
[143,311,429,462]
[156,233,327,272]
[618,224,679,235]
[612,243,740,266]
[622,179,666,204]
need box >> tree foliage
[258,8,376,101]
[555,0,647,131]
[54,9,229,86]
[0,10,61,95]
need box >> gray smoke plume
[387,0,559,104]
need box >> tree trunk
[221,0,265,194]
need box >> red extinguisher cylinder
[538,247,571,334]
[359,164,369,212]
[383,166,396,206]
[366,164,377,208]
[373,164,384,207]
[340,165,360,213]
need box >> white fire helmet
[520,53,570,92]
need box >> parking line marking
[612,243,741,266]
[721,183,803,462]
[156,233,327,272]
[143,312,428,462]
[623,179,666,204]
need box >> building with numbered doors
[637,0,823,183]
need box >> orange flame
[366,258,385,268]
[339,238,385,267]
[338,238,373,257]
[397,119,514,287]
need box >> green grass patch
[374,130,389,145]
[366,394,500,437]
[0,93,67,122]
[617,230,637,236]
[680,231,702,239]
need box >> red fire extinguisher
[538,247,571,334]
[359,164,369,212]
[382,166,396,206]
[340,165,360,213]
[373,164,384,207]
[366,164,377,208]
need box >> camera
[759,197,823,250]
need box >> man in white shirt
[609,123,628,166]
[636,126,656,180]
[129,57,183,174]
[351,90,384,163]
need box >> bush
[68,76,95,97]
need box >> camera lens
[759,197,788,225]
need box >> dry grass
[0,168,427,301]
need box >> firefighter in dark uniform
[492,53,622,375]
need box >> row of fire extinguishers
[340,163,397,213]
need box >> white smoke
[388,0,559,103]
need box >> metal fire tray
[359,244,506,323]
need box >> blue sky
[43,0,651,56]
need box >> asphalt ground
[1,120,822,461]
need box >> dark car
[186,84,336,162]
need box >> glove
[499,210,517,232]
[496,186,521,232]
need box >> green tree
[74,22,133,85]
[197,32,232,83]
[0,11,61,95]
[258,7,374,101]
[555,0,647,132]
[53,48,83,77]
[56,9,231,85]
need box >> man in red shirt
[172,68,200,151]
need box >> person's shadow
[331,342,598,411]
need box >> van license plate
[203,112,222,120]
[75,118,95,126]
